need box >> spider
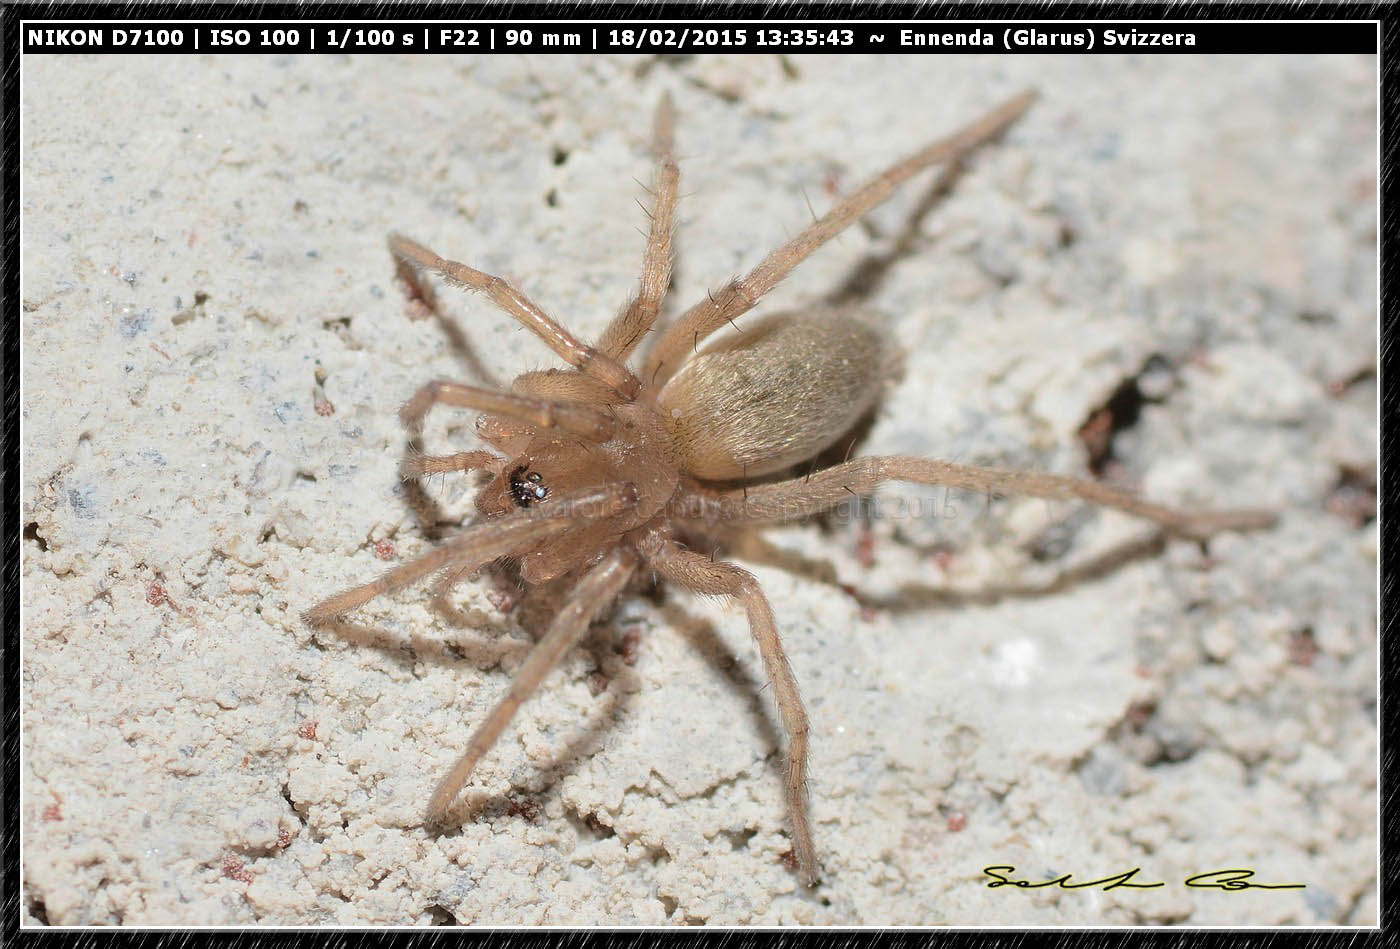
[303,89,1275,887]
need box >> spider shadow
[361,565,782,839]
[318,597,646,835]
[397,468,457,544]
[825,154,966,309]
[653,592,783,756]
[730,522,1171,616]
[422,614,647,836]
[427,564,787,831]
[390,249,507,541]
[394,250,505,391]
[315,565,646,834]
[311,605,523,677]
[396,447,498,544]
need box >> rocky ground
[22,53,1376,925]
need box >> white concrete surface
[22,53,1376,925]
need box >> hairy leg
[389,233,641,400]
[639,529,819,886]
[472,412,536,457]
[675,456,1277,539]
[399,449,503,482]
[643,90,1036,388]
[426,546,638,821]
[399,380,617,442]
[392,244,438,318]
[511,368,618,406]
[302,483,638,624]
[597,92,679,361]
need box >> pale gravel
[21,53,1376,926]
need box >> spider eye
[509,466,549,508]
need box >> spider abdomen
[656,310,889,480]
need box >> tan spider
[303,89,1275,886]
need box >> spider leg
[640,530,819,887]
[597,92,679,361]
[675,456,1277,539]
[302,483,638,624]
[426,545,638,821]
[643,90,1036,389]
[389,234,642,400]
[510,368,617,406]
[399,449,503,482]
[392,243,439,318]
[399,380,617,442]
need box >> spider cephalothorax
[304,89,1274,886]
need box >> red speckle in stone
[1289,628,1319,667]
[587,670,610,696]
[1078,407,1114,469]
[42,801,62,822]
[618,626,642,666]
[373,539,395,560]
[1188,347,1218,371]
[822,167,842,199]
[1325,468,1376,528]
[222,853,254,883]
[946,813,967,833]
[1125,701,1156,729]
[146,582,168,607]
[297,720,318,740]
[855,529,877,569]
[506,797,541,822]
[487,588,517,613]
